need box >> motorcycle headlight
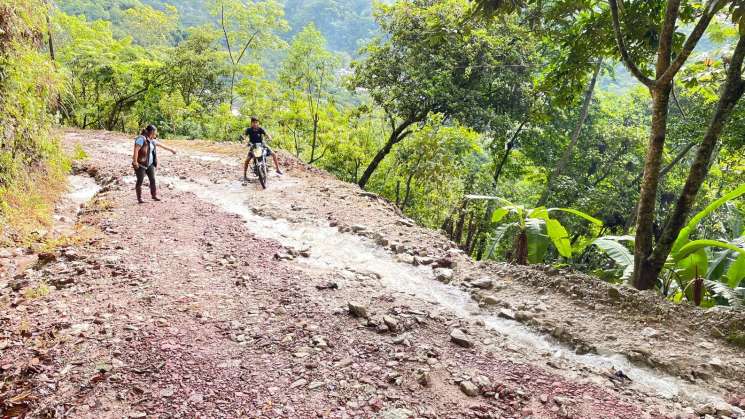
[253,148,262,157]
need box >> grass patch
[727,331,745,348]
[23,282,50,300]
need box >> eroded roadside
[0,129,743,418]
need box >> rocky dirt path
[1,130,744,418]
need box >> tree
[208,0,287,107]
[279,24,341,164]
[121,4,179,46]
[351,0,534,189]
[476,0,745,290]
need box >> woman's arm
[158,142,177,155]
[132,144,141,169]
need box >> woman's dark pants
[135,165,157,200]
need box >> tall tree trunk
[633,84,673,289]
[453,200,469,244]
[310,113,319,164]
[538,60,601,206]
[358,117,416,189]
[643,35,745,281]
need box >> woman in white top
[132,125,176,203]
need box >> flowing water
[53,175,101,233]
[147,175,733,407]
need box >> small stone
[459,380,479,397]
[395,254,415,264]
[434,268,454,283]
[472,375,491,389]
[498,308,516,320]
[290,378,307,389]
[471,277,493,289]
[383,316,399,332]
[348,302,369,318]
[450,328,473,348]
[482,296,499,306]
[379,408,415,419]
[640,327,659,338]
[694,403,716,416]
[308,381,324,390]
[129,412,147,419]
[351,225,367,233]
[416,370,431,387]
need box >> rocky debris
[379,408,415,419]
[397,218,415,227]
[351,225,368,233]
[450,328,473,348]
[470,277,493,289]
[315,281,339,290]
[641,327,659,338]
[498,308,516,320]
[607,286,622,301]
[459,380,480,397]
[348,301,369,319]
[383,316,399,332]
[482,295,499,306]
[416,369,432,387]
[433,268,453,283]
[395,254,415,264]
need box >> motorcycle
[251,143,269,189]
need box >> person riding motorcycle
[243,116,283,181]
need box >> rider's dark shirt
[245,127,267,144]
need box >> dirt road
[1,130,744,418]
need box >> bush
[0,0,69,244]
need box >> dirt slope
[1,129,744,418]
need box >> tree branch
[657,0,726,85]
[608,0,655,88]
[220,2,236,66]
[235,30,260,65]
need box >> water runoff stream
[144,174,733,408]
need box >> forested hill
[56,0,380,54]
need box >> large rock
[498,308,516,320]
[459,380,480,397]
[348,302,369,318]
[434,268,454,283]
[383,316,399,332]
[471,277,493,289]
[450,328,473,348]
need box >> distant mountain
[56,0,379,55]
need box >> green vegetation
[2,0,744,307]
[0,0,69,244]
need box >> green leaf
[492,207,510,223]
[592,236,634,280]
[673,185,745,253]
[727,254,745,288]
[526,218,549,264]
[675,249,708,295]
[675,240,745,262]
[548,207,603,226]
[545,218,572,258]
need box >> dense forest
[1,0,744,308]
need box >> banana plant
[466,195,602,265]
[592,185,745,306]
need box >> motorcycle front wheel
[257,162,267,189]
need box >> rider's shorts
[247,144,273,159]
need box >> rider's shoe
[276,169,284,175]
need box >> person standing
[132,125,176,203]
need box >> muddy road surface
[1,130,744,418]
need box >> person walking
[131,125,176,203]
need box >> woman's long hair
[141,125,157,137]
